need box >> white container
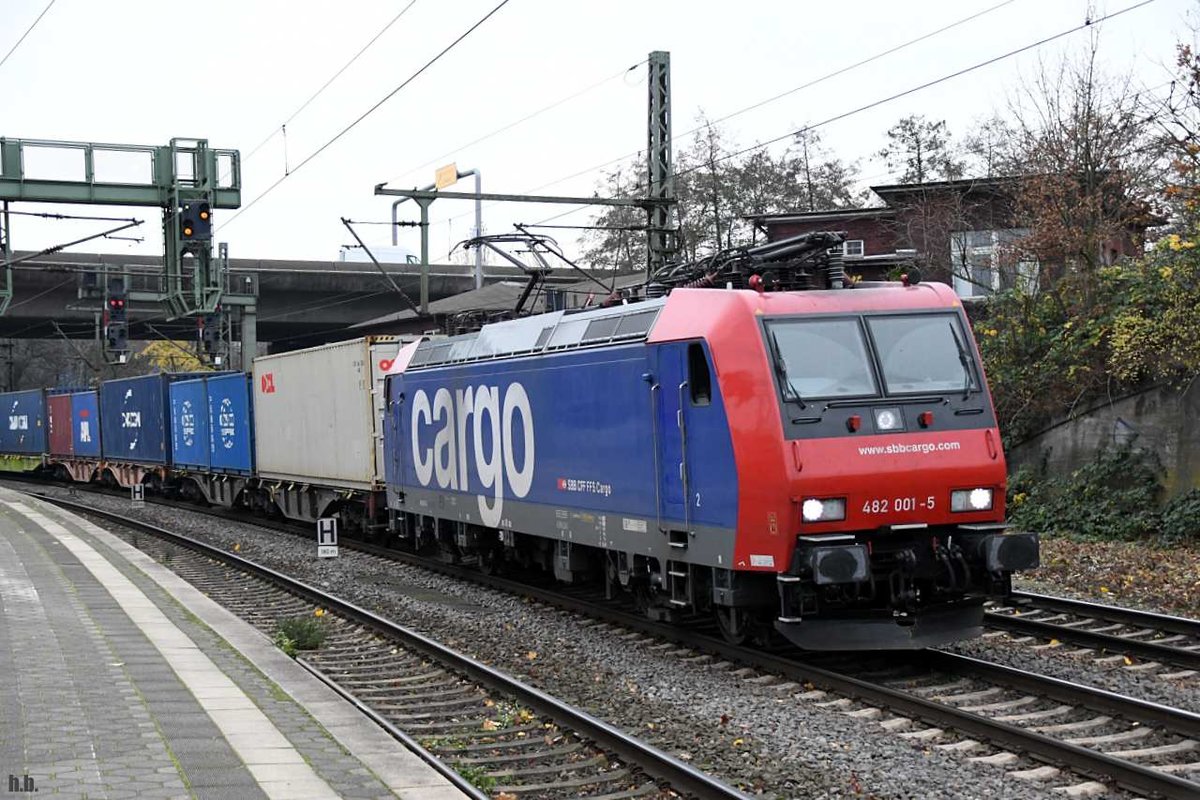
[253,336,400,490]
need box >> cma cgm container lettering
[101,373,206,464]
[0,389,47,454]
[47,392,74,456]
[253,337,397,488]
[167,373,253,474]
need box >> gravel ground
[15,483,1168,800]
[1015,534,1200,618]
[943,633,1200,714]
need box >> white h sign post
[317,517,338,558]
[131,484,145,508]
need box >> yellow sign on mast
[435,163,458,189]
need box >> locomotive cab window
[766,318,877,399]
[866,313,978,396]
[688,343,711,406]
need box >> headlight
[951,488,994,512]
[801,497,846,522]
[873,407,903,431]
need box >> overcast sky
[1,0,1191,267]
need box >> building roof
[868,175,1026,196]
[745,207,894,225]
[746,176,1030,226]
[352,280,537,328]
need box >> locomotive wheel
[478,546,501,576]
[715,607,750,646]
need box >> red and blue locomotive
[383,233,1039,649]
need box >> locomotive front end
[758,293,1039,649]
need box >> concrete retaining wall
[1007,381,1200,498]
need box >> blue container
[206,372,254,475]
[69,391,101,458]
[101,373,208,465]
[0,389,47,454]
[169,378,210,470]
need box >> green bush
[1160,488,1200,543]
[1008,446,1162,539]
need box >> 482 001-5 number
[862,496,935,514]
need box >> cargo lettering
[79,421,91,443]
[122,411,141,428]
[411,382,534,527]
[8,415,28,431]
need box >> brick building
[748,176,1148,299]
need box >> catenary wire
[381,58,648,187]
[235,1,421,170]
[506,0,1159,236]
[0,0,56,72]
[218,0,515,233]
[425,0,1028,237]
[673,0,1159,180]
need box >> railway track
[285,527,1200,798]
[20,483,1200,798]
[985,592,1200,675]
[35,493,751,800]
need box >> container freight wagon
[0,389,47,471]
[45,390,102,482]
[100,373,205,488]
[169,372,254,507]
[252,336,399,528]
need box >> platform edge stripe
[1,498,341,800]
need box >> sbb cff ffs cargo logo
[411,382,534,527]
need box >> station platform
[0,487,470,800]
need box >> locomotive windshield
[866,313,978,395]
[768,318,877,399]
[765,312,978,400]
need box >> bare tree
[1003,35,1166,298]
[878,115,965,184]
[963,116,1022,178]
[789,128,868,211]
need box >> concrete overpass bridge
[3,251,583,348]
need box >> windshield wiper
[767,329,806,408]
[948,321,974,400]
